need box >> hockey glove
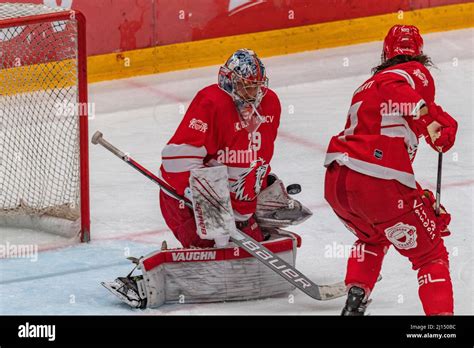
[421,189,451,237]
[425,103,458,153]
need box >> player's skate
[101,275,147,309]
[341,286,371,316]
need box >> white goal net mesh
[0,3,82,237]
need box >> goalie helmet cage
[0,3,90,242]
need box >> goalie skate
[101,276,147,309]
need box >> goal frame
[0,9,90,242]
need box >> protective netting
[0,4,82,237]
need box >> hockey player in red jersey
[159,49,281,248]
[324,25,458,315]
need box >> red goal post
[0,3,90,242]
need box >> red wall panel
[153,0,472,45]
[0,0,470,56]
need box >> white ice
[0,28,472,315]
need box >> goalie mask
[218,49,268,126]
[382,25,424,62]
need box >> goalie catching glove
[255,173,313,229]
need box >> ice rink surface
[1,28,472,315]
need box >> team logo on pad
[384,222,418,250]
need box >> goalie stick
[92,131,358,301]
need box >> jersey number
[344,101,362,136]
[248,131,261,152]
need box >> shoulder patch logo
[413,69,429,87]
[384,222,418,250]
[189,118,208,133]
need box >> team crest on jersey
[413,69,429,87]
[408,143,418,161]
[231,158,269,201]
[189,118,208,133]
[384,222,418,250]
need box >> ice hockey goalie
[102,49,312,308]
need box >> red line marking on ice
[443,179,474,188]
[0,228,171,257]
[35,242,78,254]
[419,179,474,191]
[123,80,188,103]
[0,242,70,258]
[90,227,170,242]
[277,130,327,152]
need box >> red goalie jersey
[160,84,281,220]
[324,61,436,188]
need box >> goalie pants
[324,163,453,315]
[159,190,215,248]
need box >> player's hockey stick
[92,131,350,301]
[435,152,443,216]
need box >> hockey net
[0,3,90,242]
